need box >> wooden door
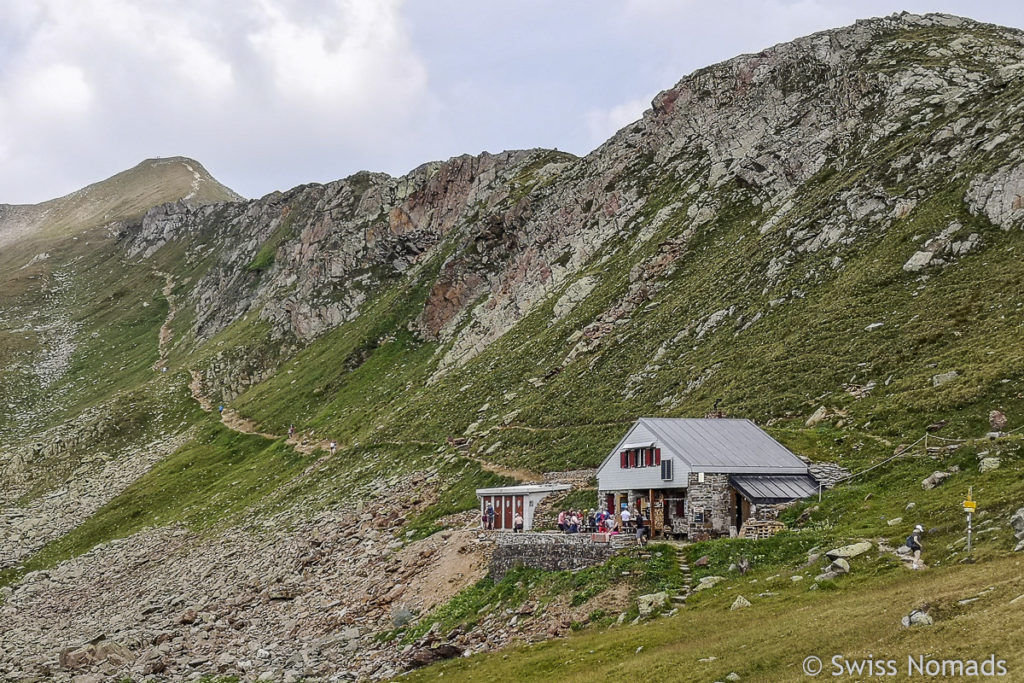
[503,496,514,529]
[652,492,665,535]
[514,496,524,528]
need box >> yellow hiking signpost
[964,487,976,553]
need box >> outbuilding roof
[729,473,820,503]
[475,484,571,496]
[603,418,809,475]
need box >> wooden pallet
[739,520,786,539]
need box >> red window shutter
[655,447,661,465]
[645,447,652,466]
[620,451,627,468]
[629,450,636,468]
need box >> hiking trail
[153,270,177,372]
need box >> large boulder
[825,542,872,559]
[638,592,669,615]
[922,471,951,490]
[94,640,133,666]
[806,406,829,427]
[1011,508,1024,551]
[59,645,96,670]
[730,595,751,610]
[406,644,463,669]
[901,609,934,627]
[815,558,849,582]
[830,558,851,574]
[694,576,724,591]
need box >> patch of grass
[687,531,834,582]
[246,221,294,271]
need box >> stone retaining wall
[488,532,624,580]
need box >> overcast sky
[1,1,1021,204]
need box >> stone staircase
[672,553,693,607]
[637,541,693,608]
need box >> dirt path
[153,271,177,371]
[186,369,553,477]
[463,453,543,482]
[188,370,281,441]
[187,370,332,454]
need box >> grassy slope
[400,553,1024,683]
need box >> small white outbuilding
[475,483,570,531]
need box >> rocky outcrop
[121,150,566,351]
[1010,507,1024,551]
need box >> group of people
[556,506,649,544]
[480,502,653,545]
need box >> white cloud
[18,62,93,117]
[0,0,430,203]
[248,0,425,115]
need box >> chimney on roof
[705,398,727,419]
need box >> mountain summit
[0,156,241,248]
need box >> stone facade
[489,533,621,580]
[686,473,733,537]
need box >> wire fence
[830,422,1022,489]
[832,434,926,485]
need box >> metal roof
[639,418,808,474]
[475,484,571,496]
[729,474,820,503]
